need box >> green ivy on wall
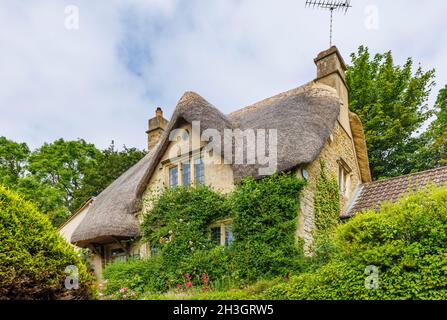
[110,173,307,293]
[311,161,341,263]
[314,161,341,233]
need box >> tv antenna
[305,0,352,47]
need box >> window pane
[195,158,204,184]
[225,225,234,245]
[211,227,221,245]
[169,166,178,187]
[338,166,344,192]
[182,161,191,186]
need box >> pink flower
[123,295,127,300]
[176,284,182,290]
[119,288,127,293]
[186,282,193,289]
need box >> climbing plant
[109,173,307,293]
[312,162,341,263]
[313,161,341,233]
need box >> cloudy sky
[1,0,446,150]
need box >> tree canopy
[346,46,436,180]
[0,137,145,226]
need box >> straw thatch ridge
[349,112,372,183]
[71,150,157,246]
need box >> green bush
[109,173,306,296]
[265,185,447,300]
[0,185,94,299]
[141,185,230,286]
[102,257,167,295]
[228,174,307,282]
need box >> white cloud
[0,0,446,150]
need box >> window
[225,225,234,245]
[169,166,178,187]
[195,158,205,185]
[110,248,127,263]
[210,221,233,246]
[337,158,352,196]
[338,165,346,193]
[151,245,159,257]
[211,226,221,246]
[182,161,191,186]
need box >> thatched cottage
[63,46,447,276]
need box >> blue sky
[1,0,446,150]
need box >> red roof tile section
[343,166,447,218]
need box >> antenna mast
[305,0,352,47]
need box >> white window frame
[337,158,352,196]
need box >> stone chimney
[314,46,351,137]
[146,107,168,151]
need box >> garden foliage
[0,185,94,300]
[266,185,447,300]
[104,173,306,294]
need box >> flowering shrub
[110,287,138,300]
[98,280,139,300]
[175,273,211,294]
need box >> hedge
[265,185,447,300]
[0,185,94,299]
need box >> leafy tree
[14,177,69,226]
[346,46,436,179]
[421,85,447,168]
[0,137,68,224]
[0,137,30,184]
[28,139,100,211]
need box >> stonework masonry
[297,121,362,254]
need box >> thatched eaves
[71,150,156,247]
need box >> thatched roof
[228,82,340,180]
[71,151,156,247]
[349,112,372,183]
[72,81,341,245]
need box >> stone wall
[297,120,362,254]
